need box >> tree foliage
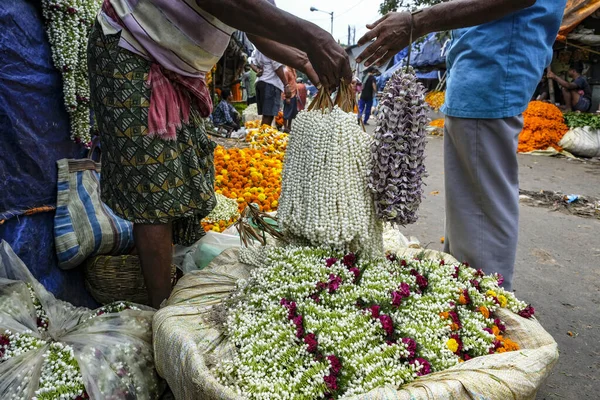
[379,0,450,15]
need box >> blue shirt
[212,100,236,126]
[442,0,567,119]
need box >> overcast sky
[276,0,384,46]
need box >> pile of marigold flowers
[245,123,288,155]
[425,91,445,111]
[518,101,568,153]
[244,120,260,129]
[214,146,283,213]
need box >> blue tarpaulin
[0,0,97,307]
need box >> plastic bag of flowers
[0,241,164,400]
[154,245,558,400]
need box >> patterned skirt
[87,22,216,246]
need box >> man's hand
[256,67,264,77]
[305,31,353,90]
[284,85,293,99]
[547,71,557,80]
[356,12,413,67]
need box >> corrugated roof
[559,0,600,39]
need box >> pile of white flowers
[217,245,533,399]
[277,106,383,256]
[202,193,240,224]
[0,287,158,400]
[42,0,102,146]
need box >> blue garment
[358,99,373,124]
[212,100,236,126]
[442,0,567,119]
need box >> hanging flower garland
[42,0,102,147]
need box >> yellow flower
[486,290,497,298]
[498,295,508,308]
[446,338,459,353]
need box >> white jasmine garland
[202,193,240,224]
[216,246,535,399]
[277,106,383,257]
[42,0,102,146]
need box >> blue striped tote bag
[54,156,134,269]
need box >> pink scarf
[102,0,213,141]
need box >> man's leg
[134,223,173,308]
[443,116,523,291]
[358,99,365,122]
[364,100,373,123]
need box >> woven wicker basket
[84,255,177,306]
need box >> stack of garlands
[218,246,534,399]
[370,68,428,226]
[425,90,445,111]
[245,124,289,155]
[214,146,283,213]
[201,193,240,233]
[42,0,102,147]
[518,101,568,153]
[277,83,383,256]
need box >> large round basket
[153,248,559,400]
[84,255,177,306]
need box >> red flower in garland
[401,337,417,359]
[325,257,338,267]
[518,305,535,319]
[327,355,342,376]
[410,358,432,376]
[342,253,357,268]
[348,267,361,283]
[324,374,338,391]
[494,318,506,332]
[379,315,394,336]
[391,291,403,307]
[369,305,381,319]
[328,275,342,293]
[304,333,318,353]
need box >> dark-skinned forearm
[196,0,321,53]
[415,0,536,37]
[248,35,309,76]
[552,75,577,90]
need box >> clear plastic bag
[0,241,164,400]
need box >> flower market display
[277,94,383,256]
[217,245,534,399]
[429,118,444,129]
[245,124,289,155]
[42,0,102,146]
[214,146,283,213]
[202,193,241,233]
[425,91,445,111]
[370,69,428,226]
[0,241,163,400]
[518,101,569,153]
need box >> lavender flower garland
[369,68,429,225]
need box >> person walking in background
[252,48,291,126]
[356,0,567,291]
[282,67,298,132]
[548,62,592,112]
[296,77,307,111]
[242,64,257,105]
[358,67,377,125]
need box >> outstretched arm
[356,0,536,67]
[248,35,320,86]
[196,0,351,89]
[547,71,578,90]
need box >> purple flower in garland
[497,274,505,286]
[518,305,535,319]
[399,282,411,298]
[315,281,327,292]
[368,68,428,226]
[410,269,429,292]
[391,291,404,307]
[324,374,338,391]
